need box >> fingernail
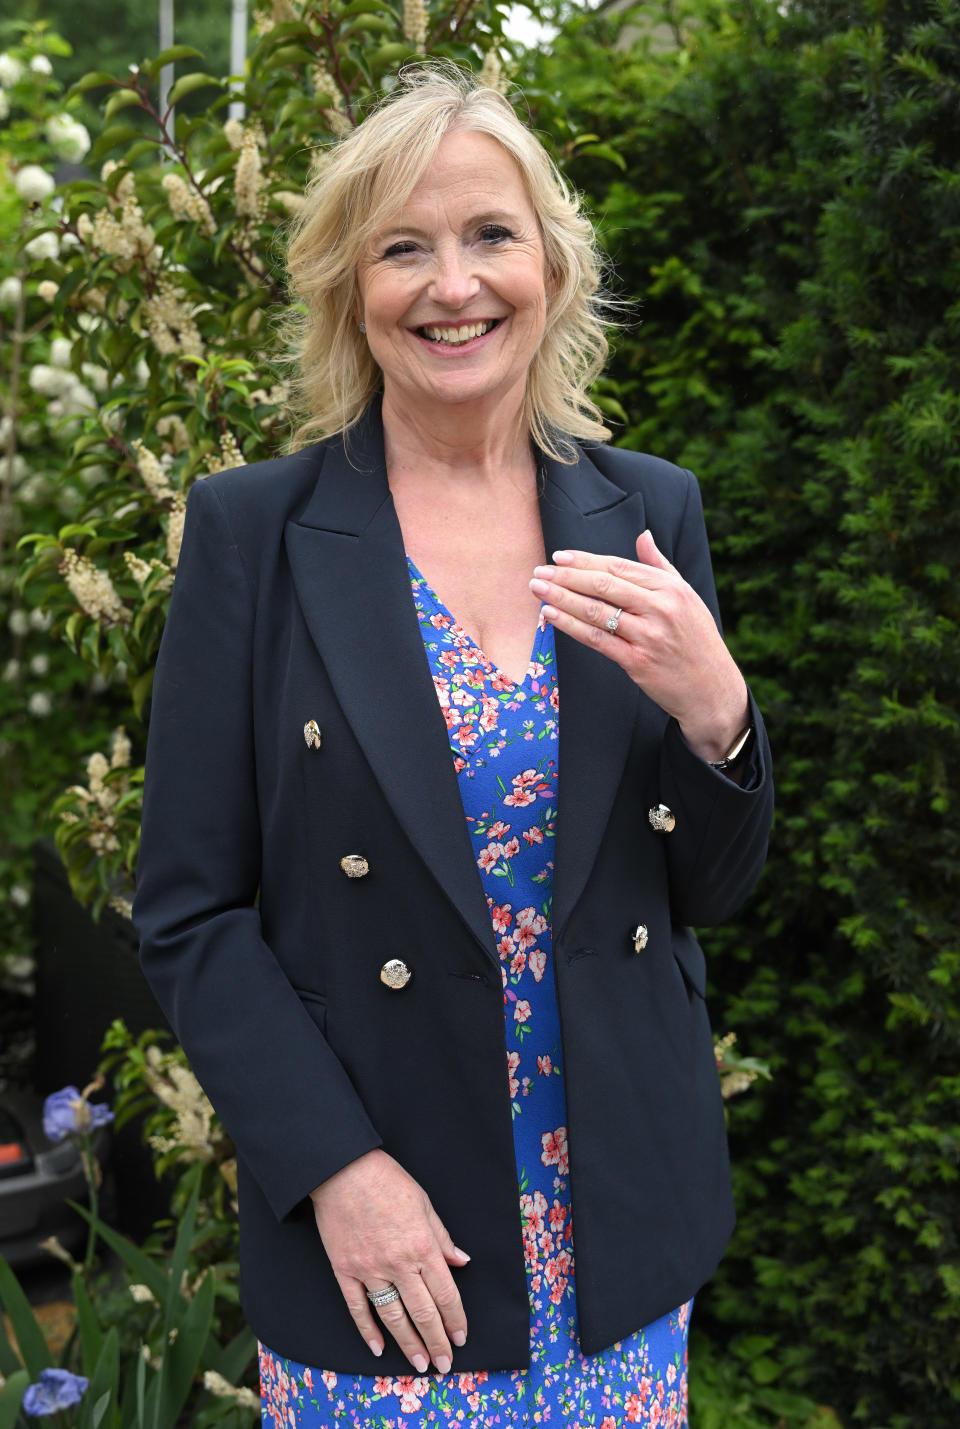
[552,550,574,564]
[452,1330,467,1347]
[412,1354,429,1373]
[367,1339,382,1357]
[533,565,554,579]
[454,1247,471,1261]
[530,578,550,597]
[541,605,558,621]
[436,1355,452,1374]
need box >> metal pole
[229,0,248,122]
[159,0,175,154]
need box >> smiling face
[356,127,549,429]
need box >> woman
[133,65,773,1427]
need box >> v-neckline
[406,555,547,691]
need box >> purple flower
[42,1086,114,1142]
[22,1368,89,1416]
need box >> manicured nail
[533,565,554,580]
[454,1247,471,1261]
[367,1339,382,1357]
[541,605,558,621]
[452,1330,467,1347]
[530,578,550,597]
[436,1355,452,1374]
[552,550,575,564]
[412,1354,429,1373]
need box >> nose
[429,242,481,309]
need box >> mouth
[415,318,503,347]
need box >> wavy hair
[276,63,614,462]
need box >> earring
[358,320,366,334]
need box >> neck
[380,387,537,490]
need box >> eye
[381,240,418,259]
[478,224,513,245]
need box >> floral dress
[258,558,691,1428]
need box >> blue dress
[259,560,691,1428]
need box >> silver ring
[365,1283,401,1308]
[605,607,623,634]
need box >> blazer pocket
[293,986,329,1035]
[670,929,708,1000]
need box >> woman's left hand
[530,529,749,764]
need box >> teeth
[422,320,496,345]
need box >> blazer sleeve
[132,477,382,1222]
[655,467,774,926]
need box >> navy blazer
[133,401,773,1372]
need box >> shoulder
[579,440,699,525]
[193,440,330,533]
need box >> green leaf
[0,1370,29,1429]
[72,1270,105,1377]
[0,1257,51,1378]
[104,89,144,122]
[66,72,120,99]
[154,1270,215,1429]
[67,1203,168,1305]
[143,46,205,78]
[77,1329,119,1429]
[167,73,224,105]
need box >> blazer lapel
[538,450,647,945]
[284,404,648,966]
[284,405,500,967]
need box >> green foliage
[525,0,960,1423]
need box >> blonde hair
[277,63,614,462]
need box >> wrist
[679,688,750,764]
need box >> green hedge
[527,1,960,1424]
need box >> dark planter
[32,840,173,1238]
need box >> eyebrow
[375,210,521,241]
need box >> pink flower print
[522,826,544,846]
[678,1300,690,1330]
[490,902,513,933]
[450,684,475,707]
[514,999,531,1024]
[287,1410,295,1427]
[502,785,536,808]
[430,612,452,629]
[538,1053,553,1077]
[457,1374,476,1393]
[625,1395,642,1423]
[516,906,547,933]
[497,935,515,961]
[443,705,461,731]
[541,1126,569,1175]
[453,756,466,773]
[602,1419,618,1429]
[639,1376,653,1403]
[439,650,459,669]
[549,684,559,711]
[479,698,500,732]
[320,1371,337,1390]
[467,1392,481,1411]
[302,1369,313,1391]
[501,836,521,860]
[515,926,537,952]
[488,820,511,841]
[290,1380,299,1398]
[477,842,504,872]
[666,1363,677,1385]
[491,671,514,692]
[510,948,527,976]
[548,1199,566,1232]
[455,724,479,749]
[374,1377,393,1396]
[506,1050,520,1098]
[539,1230,554,1256]
[528,947,547,982]
[651,1403,662,1425]
[548,1276,568,1304]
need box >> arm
[132,477,382,1223]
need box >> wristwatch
[707,725,753,772]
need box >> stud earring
[358,320,366,334]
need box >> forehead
[390,128,533,216]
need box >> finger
[419,1253,469,1349]
[430,1209,472,1269]
[540,600,642,678]
[634,528,674,570]
[550,547,670,588]
[368,1278,434,1373]
[333,1270,388,1359]
[531,569,647,642]
[531,563,653,618]
[393,1269,456,1373]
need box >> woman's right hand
[309,1148,470,1373]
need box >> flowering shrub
[0,25,126,985]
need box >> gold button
[380,959,412,990]
[303,719,322,750]
[632,923,649,954]
[340,854,369,879]
[648,804,676,833]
